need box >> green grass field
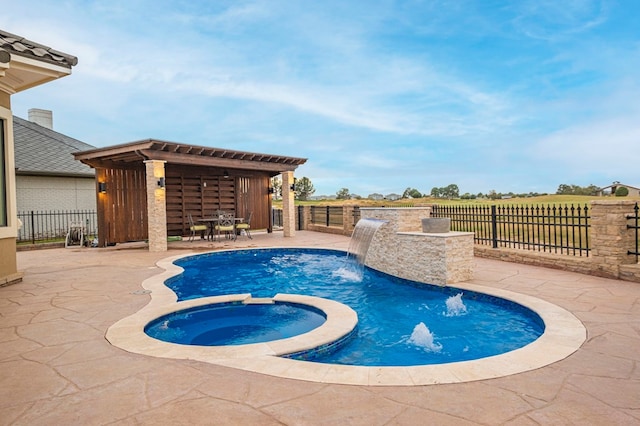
[274,194,640,208]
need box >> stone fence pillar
[343,206,356,235]
[590,200,637,277]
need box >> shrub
[615,186,629,197]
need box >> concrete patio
[1,230,639,425]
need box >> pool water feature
[107,246,587,385]
[145,301,326,346]
[166,248,545,366]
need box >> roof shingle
[13,116,95,177]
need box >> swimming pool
[106,246,587,386]
[160,248,545,366]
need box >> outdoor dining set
[188,211,252,242]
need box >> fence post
[30,211,35,245]
[491,205,498,248]
[590,200,637,278]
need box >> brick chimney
[28,108,53,129]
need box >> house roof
[0,29,77,93]
[74,139,307,175]
[598,182,640,192]
[0,29,77,68]
[13,116,96,177]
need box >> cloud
[511,0,609,40]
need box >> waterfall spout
[347,218,387,265]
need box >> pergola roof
[74,139,307,174]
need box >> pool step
[244,297,275,305]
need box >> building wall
[16,175,96,212]
[0,96,21,285]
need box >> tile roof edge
[0,28,78,68]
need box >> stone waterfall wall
[361,207,474,286]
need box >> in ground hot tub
[145,300,327,346]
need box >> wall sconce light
[290,178,297,191]
[223,170,230,179]
[98,182,107,193]
[268,187,275,194]
[157,177,165,188]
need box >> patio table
[198,217,244,241]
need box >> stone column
[144,160,167,252]
[343,206,355,235]
[590,200,637,277]
[282,171,296,237]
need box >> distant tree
[295,177,315,201]
[460,193,476,200]
[351,194,362,200]
[487,190,501,200]
[336,188,351,200]
[556,183,599,196]
[402,187,422,198]
[368,193,384,200]
[442,184,459,199]
[428,184,459,199]
[270,177,282,200]
[615,186,629,197]
[386,193,401,201]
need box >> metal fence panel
[433,204,591,256]
[17,210,98,244]
[628,202,639,262]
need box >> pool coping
[106,247,587,386]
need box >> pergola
[74,139,306,251]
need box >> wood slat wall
[165,165,272,236]
[96,167,148,246]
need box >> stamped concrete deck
[2,230,640,425]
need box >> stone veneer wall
[360,208,474,286]
[144,160,167,252]
[298,201,640,283]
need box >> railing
[272,208,283,229]
[432,204,591,256]
[352,206,361,224]
[17,210,98,244]
[628,202,640,262]
[309,206,345,227]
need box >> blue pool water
[145,302,326,346]
[162,248,545,366]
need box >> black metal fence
[432,204,591,256]
[309,206,345,227]
[628,202,640,262]
[272,208,283,229]
[17,210,98,244]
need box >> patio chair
[236,211,252,239]
[214,212,237,241]
[188,214,207,242]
